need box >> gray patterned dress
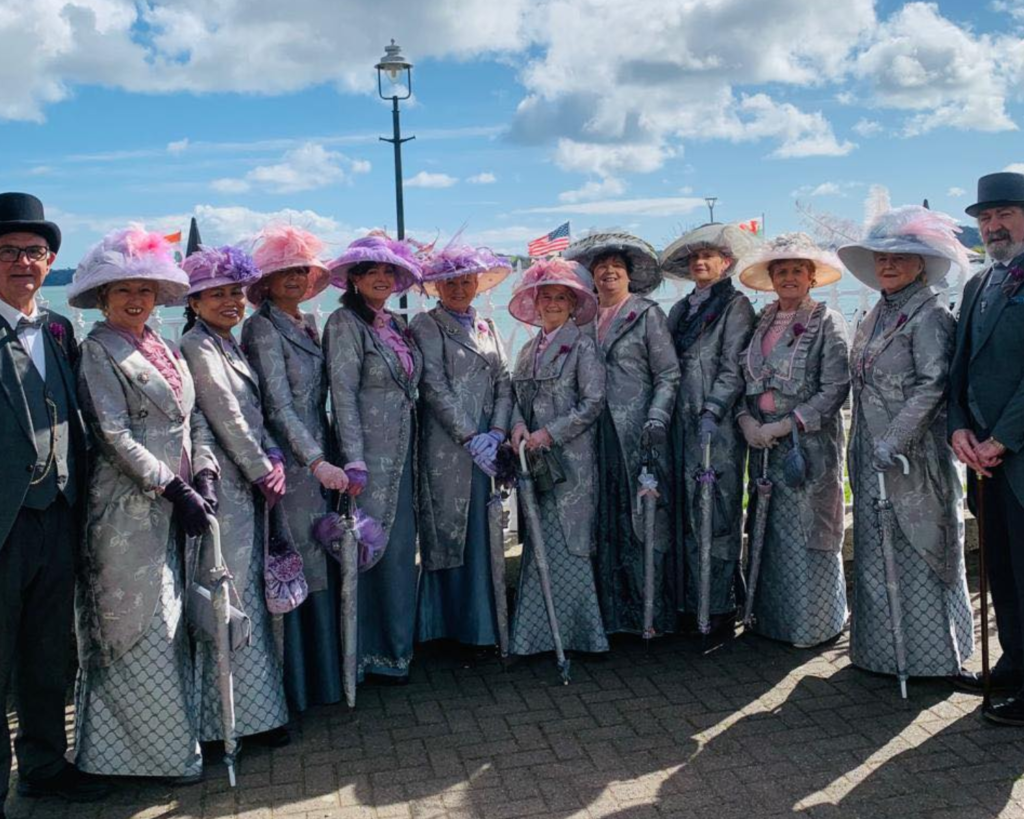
[738,299,849,647]
[180,320,289,741]
[509,322,609,656]
[848,282,974,676]
[74,323,216,778]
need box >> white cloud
[852,118,883,137]
[467,172,497,185]
[1005,163,1024,174]
[523,196,707,217]
[405,171,458,189]
[167,138,189,155]
[26,165,54,176]
[947,186,967,197]
[558,177,627,204]
[211,142,365,194]
[991,0,1024,21]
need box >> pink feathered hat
[421,244,512,297]
[246,224,330,306]
[326,232,423,294]
[183,245,262,297]
[508,258,598,327]
[68,226,189,309]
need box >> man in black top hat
[0,193,109,816]
[949,171,1024,725]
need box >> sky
[2,0,1023,267]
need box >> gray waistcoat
[12,334,75,509]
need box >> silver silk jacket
[323,305,423,543]
[411,306,513,570]
[739,299,851,553]
[511,321,606,558]
[76,322,218,668]
[241,301,331,592]
[667,290,755,560]
[599,295,680,549]
[180,319,278,600]
[849,285,964,585]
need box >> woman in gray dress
[563,232,680,637]
[839,205,974,680]
[70,228,215,781]
[662,223,759,635]
[179,245,290,747]
[323,234,424,683]
[412,245,514,649]
[735,233,850,648]
[508,259,609,656]
[241,225,349,711]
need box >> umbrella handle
[519,439,529,472]
[760,448,769,479]
[876,454,910,500]
[702,433,712,470]
[207,516,224,573]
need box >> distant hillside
[958,225,982,250]
[43,268,74,286]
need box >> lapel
[90,323,182,420]
[265,302,322,359]
[198,319,260,393]
[431,306,487,361]
[758,299,819,381]
[40,312,79,409]
[0,315,33,440]
[860,285,935,364]
[970,265,1011,361]
[365,310,421,397]
[533,321,578,380]
[746,302,777,379]
[952,270,985,365]
[601,295,650,355]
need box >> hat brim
[563,234,662,295]
[965,198,1024,218]
[508,281,599,327]
[738,253,844,292]
[186,272,263,298]
[660,224,761,281]
[245,264,332,307]
[328,254,421,295]
[836,242,951,291]
[423,264,512,297]
[68,274,189,309]
[0,220,61,254]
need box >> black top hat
[0,192,61,253]
[966,172,1024,218]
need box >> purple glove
[164,476,213,538]
[465,431,502,462]
[266,447,285,466]
[699,412,718,442]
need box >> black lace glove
[163,476,214,537]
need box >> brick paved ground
[6,553,1024,819]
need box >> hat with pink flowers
[508,258,598,327]
[68,226,189,308]
[246,224,331,306]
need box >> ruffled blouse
[370,305,415,378]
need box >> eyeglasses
[0,245,49,263]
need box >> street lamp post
[376,40,415,310]
[704,196,718,223]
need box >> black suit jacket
[0,309,88,547]
[948,265,1024,508]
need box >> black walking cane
[976,472,992,712]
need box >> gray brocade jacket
[241,301,331,592]
[511,321,606,558]
[76,322,218,668]
[849,285,964,585]
[667,291,755,560]
[600,295,680,549]
[739,299,851,553]
[181,319,278,601]
[411,306,513,570]
[323,306,423,543]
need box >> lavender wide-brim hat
[183,245,262,298]
[247,224,331,307]
[660,223,762,282]
[508,258,599,327]
[327,234,423,295]
[563,231,662,296]
[421,245,512,297]
[737,232,844,292]
[68,227,189,309]
[837,205,969,291]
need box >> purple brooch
[477,321,489,335]
[787,321,807,347]
[626,311,637,322]
[558,344,572,356]
[1002,266,1024,298]
[896,313,909,329]
[48,321,65,343]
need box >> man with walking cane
[949,171,1024,724]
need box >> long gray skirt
[416,463,500,647]
[194,525,289,741]
[75,537,202,778]
[510,488,609,656]
[747,444,848,647]
[358,442,418,679]
[849,424,974,677]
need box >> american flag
[527,222,571,257]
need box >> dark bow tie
[15,316,44,332]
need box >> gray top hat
[0,192,61,253]
[966,172,1024,218]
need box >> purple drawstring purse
[264,503,308,615]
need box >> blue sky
[2,0,1023,266]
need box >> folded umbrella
[207,516,238,786]
[695,434,717,637]
[876,453,911,699]
[487,476,510,657]
[742,448,772,630]
[638,428,660,644]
